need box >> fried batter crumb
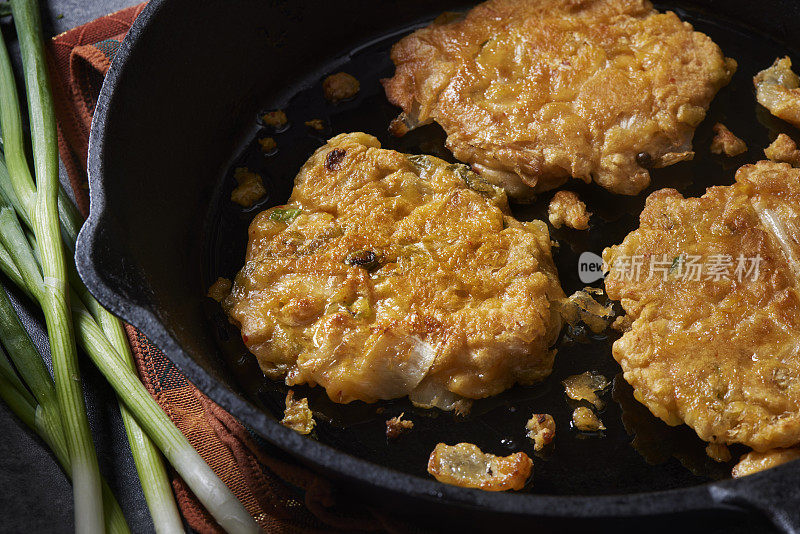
[525,413,555,451]
[386,413,414,439]
[207,277,231,302]
[611,315,633,333]
[452,400,474,417]
[563,371,610,409]
[732,448,800,478]
[305,119,325,131]
[388,112,415,137]
[657,151,695,167]
[262,110,288,128]
[754,57,800,128]
[765,134,800,167]
[705,442,732,463]
[548,191,591,230]
[572,407,605,432]
[281,390,315,435]
[323,72,360,103]
[710,123,747,157]
[231,167,267,207]
[676,104,707,127]
[258,137,277,153]
[557,289,615,334]
[427,442,532,491]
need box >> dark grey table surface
[0,2,145,533]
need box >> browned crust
[383,0,735,196]
[604,160,800,451]
[224,133,564,405]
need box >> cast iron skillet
[78,0,800,531]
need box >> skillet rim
[78,0,800,524]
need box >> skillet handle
[709,459,800,534]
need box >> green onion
[269,207,302,222]
[0,233,31,298]
[83,293,184,534]
[0,24,33,228]
[0,2,259,531]
[0,154,184,534]
[0,126,259,534]
[0,200,102,532]
[0,194,259,533]
[72,302,261,533]
[0,22,179,525]
[0,202,44,297]
[0,285,131,534]
[0,346,131,534]
[0,344,37,409]
[1,1,178,529]
[6,1,103,529]
[0,279,54,407]
[0,365,36,426]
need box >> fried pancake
[604,161,800,451]
[383,0,736,197]
[224,133,564,406]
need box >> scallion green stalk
[0,344,36,409]
[24,219,185,534]
[1,208,258,532]
[71,303,260,534]
[0,348,130,534]
[0,203,44,297]
[0,240,31,299]
[5,215,254,532]
[0,2,259,531]
[0,153,183,534]
[0,278,60,411]
[0,145,259,534]
[82,294,184,534]
[0,204,102,532]
[0,282,130,534]
[0,11,180,527]
[7,1,103,530]
[0,367,37,430]
[78,280,184,534]
[0,18,76,244]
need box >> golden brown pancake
[224,133,564,407]
[383,0,736,197]
[604,161,800,451]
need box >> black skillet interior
[203,0,799,495]
[80,0,800,528]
